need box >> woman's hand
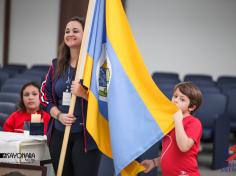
[71,81,88,100]
[58,113,76,126]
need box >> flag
[83,0,178,175]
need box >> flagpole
[56,0,96,175]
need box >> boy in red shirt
[141,82,203,176]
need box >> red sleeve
[3,111,26,133]
[185,117,202,143]
[42,111,50,135]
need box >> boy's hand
[141,159,155,173]
[173,109,183,122]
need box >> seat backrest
[161,88,173,100]
[0,72,9,89]
[219,83,236,94]
[4,78,31,85]
[156,82,176,93]
[0,112,9,127]
[195,92,227,128]
[30,64,50,72]
[184,74,213,82]
[23,69,47,77]
[14,74,42,84]
[1,84,23,94]
[2,64,27,73]
[0,70,10,77]
[152,77,180,86]
[198,85,221,93]
[152,72,180,87]
[152,72,179,80]
[217,76,236,86]
[0,92,20,104]
[225,88,236,119]
[0,102,17,114]
[188,79,216,87]
[184,74,216,86]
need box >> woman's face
[23,85,40,113]
[64,20,83,48]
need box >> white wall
[9,0,60,67]
[2,0,236,79]
[0,0,5,66]
[126,0,236,80]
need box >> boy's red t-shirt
[160,115,202,176]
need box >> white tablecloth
[0,131,50,164]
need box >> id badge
[62,91,71,106]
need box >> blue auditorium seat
[217,76,236,93]
[195,92,229,169]
[184,74,213,82]
[2,64,27,73]
[30,64,50,72]
[0,92,20,104]
[2,64,27,77]
[0,112,9,129]
[0,102,17,115]
[184,74,215,86]
[224,88,236,133]
[152,72,180,80]
[197,85,221,94]
[1,84,24,94]
[217,76,236,86]
[0,72,9,89]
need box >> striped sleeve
[40,59,56,113]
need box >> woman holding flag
[40,16,101,176]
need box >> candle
[31,113,41,123]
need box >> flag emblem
[97,45,112,102]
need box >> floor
[198,143,236,176]
[47,136,236,176]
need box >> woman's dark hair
[18,81,40,112]
[55,16,85,78]
[173,82,203,114]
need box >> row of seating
[0,64,49,93]
[0,63,50,74]
[0,64,121,176]
[0,66,235,174]
[152,72,236,94]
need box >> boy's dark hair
[18,81,40,112]
[173,82,202,114]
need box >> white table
[0,131,50,164]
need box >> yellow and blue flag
[83,0,178,175]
